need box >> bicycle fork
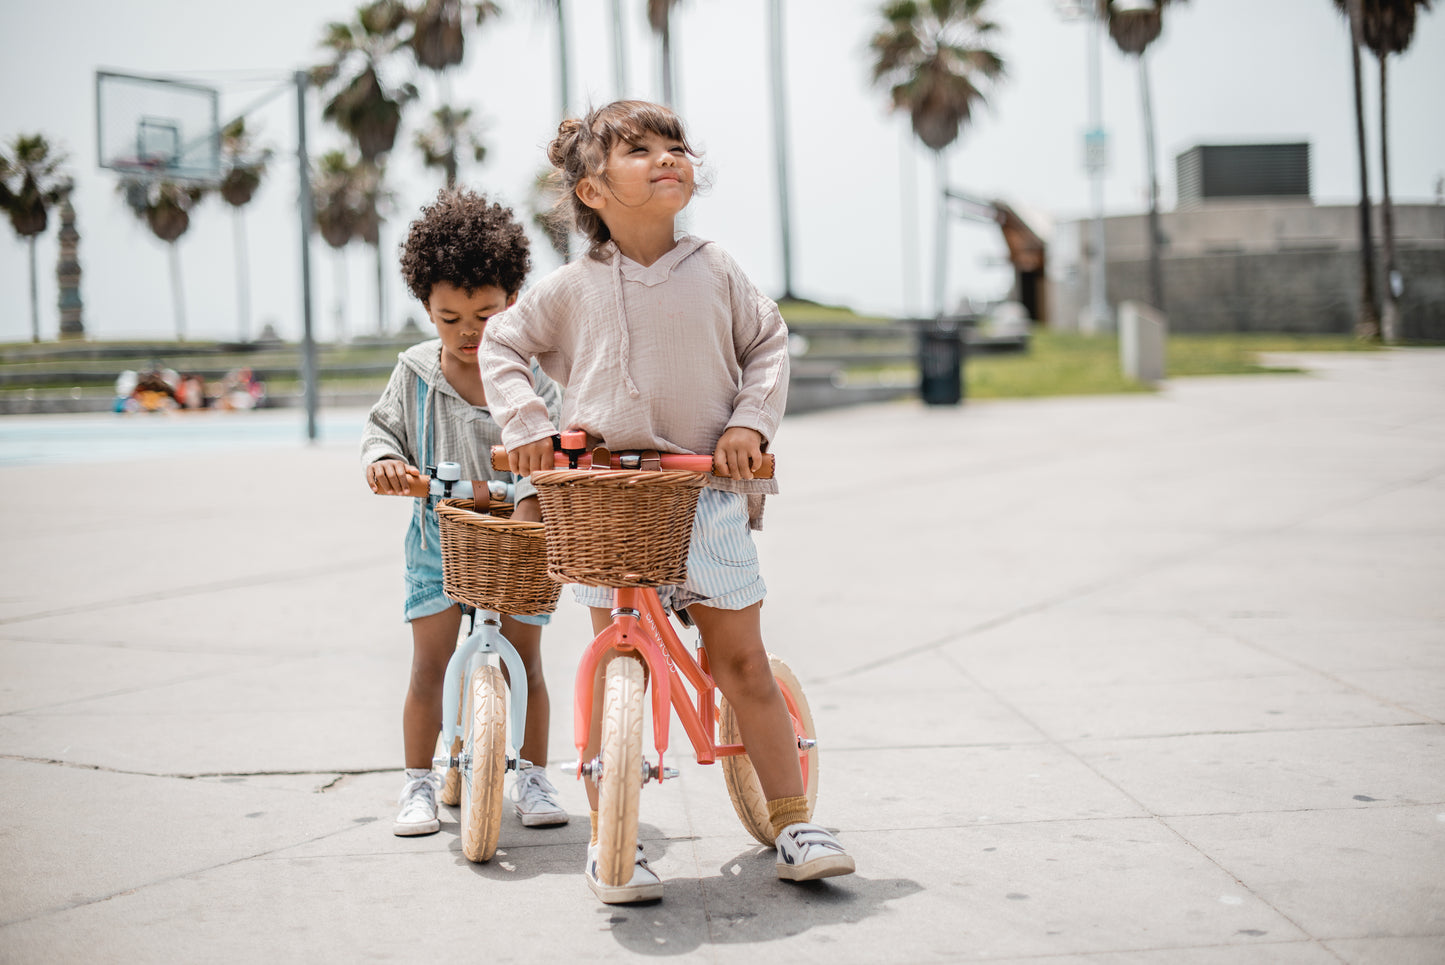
[435,610,531,775]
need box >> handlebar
[489,431,775,479]
[371,462,517,503]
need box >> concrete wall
[1050,203,1445,339]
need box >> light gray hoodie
[360,338,562,503]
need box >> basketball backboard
[96,69,222,182]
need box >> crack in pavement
[0,754,392,786]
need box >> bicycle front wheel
[436,662,466,808]
[595,655,646,886]
[460,664,508,862]
[719,654,819,847]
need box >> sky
[2,0,1443,344]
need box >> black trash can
[918,319,966,405]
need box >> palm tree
[219,119,272,343]
[768,0,797,301]
[1335,0,1433,342]
[409,0,499,73]
[312,0,417,333]
[1097,0,1184,315]
[0,134,70,343]
[869,0,1005,316]
[611,0,630,96]
[118,178,208,340]
[415,105,487,189]
[1333,0,1381,339]
[408,0,498,189]
[313,150,366,342]
[528,165,570,261]
[648,0,683,106]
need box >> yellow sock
[767,796,810,839]
[590,809,599,846]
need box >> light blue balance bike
[417,461,561,862]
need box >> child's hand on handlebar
[367,459,421,495]
[713,427,765,480]
[508,438,557,477]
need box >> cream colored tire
[436,663,467,806]
[595,656,646,886]
[719,654,819,847]
[435,725,461,807]
[460,664,508,862]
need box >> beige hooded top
[479,235,789,519]
[360,338,562,502]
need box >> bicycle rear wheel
[719,654,819,847]
[595,655,646,886]
[460,664,508,862]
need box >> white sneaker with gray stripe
[775,822,855,881]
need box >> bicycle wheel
[434,731,461,807]
[460,664,508,862]
[436,665,465,807]
[719,654,819,847]
[595,655,646,886]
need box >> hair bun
[548,118,584,168]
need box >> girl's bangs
[594,102,693,154]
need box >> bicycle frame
[573,586,814,784]
[439,609,529,769]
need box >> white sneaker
[775,822,855,881]
[512,765,570,827]
[393,770,442,836]
[586,842,663,903]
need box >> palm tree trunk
[28,235,39,343]
[334,249,349,343]
[169,242,187,341]
[233,211,252,343]
[556,0,571,117]
[899,126,920,317]
[660,19,674,107]
[933,150,949,317]
[555,0,573,261]
[767,0,795,301]
[1378,54,1399,343]
[374,240,386,335]
[610,0,628,97]
[1139,53,1164,313]
[1345,0,1381,340]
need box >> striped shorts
[571,487,766,613]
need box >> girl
[479,101,854,904]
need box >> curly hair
[399,188,531,303]
[545,100,702,260]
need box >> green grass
[971,332,1378,399]
[1164,332,1377,376]
[848,331,1379,401]
[777,298,889,325]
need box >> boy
[361,189,565,836]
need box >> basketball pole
[294,69,319,443]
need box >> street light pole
[1085,6,1110,331]
[1059,0,1111,332]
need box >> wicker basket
[436,499,560,615]
[531,469,708,587]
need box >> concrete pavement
[1,349,1442,963]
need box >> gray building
[1050,143,1445,339]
